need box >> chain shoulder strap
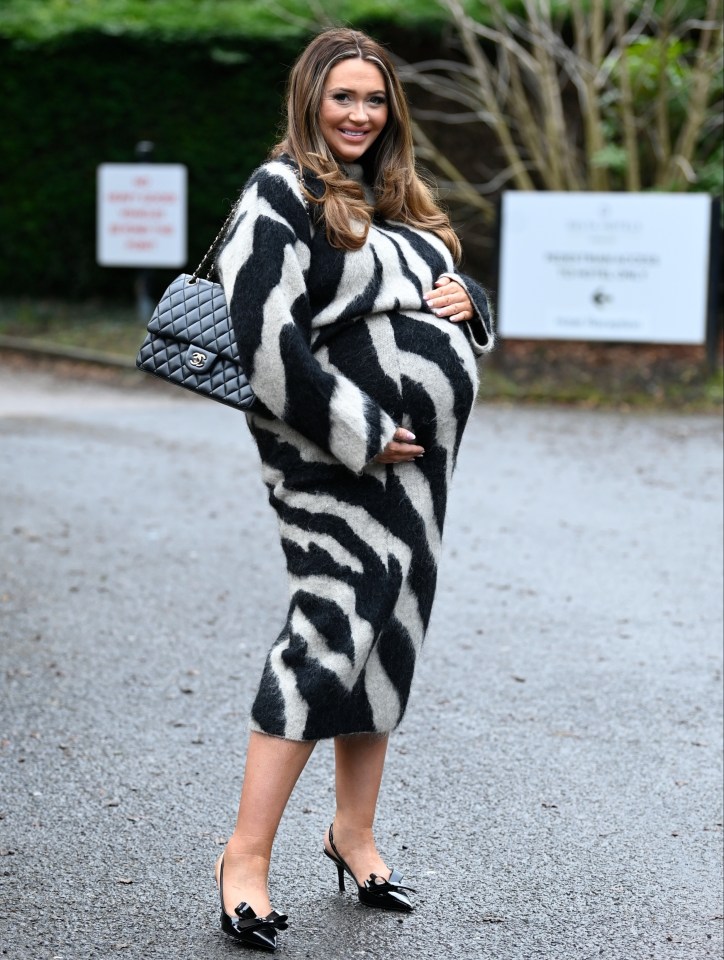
[191,162,311,283]
[190,204,239,282]
[290,160,311,214]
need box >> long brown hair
[271,28,461,262]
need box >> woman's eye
[369,96,386,106]
[333,93,350,102]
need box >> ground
[0,365,722,959]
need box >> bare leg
[216,730,315,917]
[323,733,391,883]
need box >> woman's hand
[374,427,425,463]
[423,275,473,323]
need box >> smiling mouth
[339,129,368,138]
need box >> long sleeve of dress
[444,271,495,356]
[216,163,397,474]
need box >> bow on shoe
[233,902,289,934]
[364,871,416,897]
[265,910,289,931]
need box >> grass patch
[0,299,145,358]
[1,298,721,412]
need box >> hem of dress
[248,719,400,742]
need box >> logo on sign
[592,289,612,307]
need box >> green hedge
[1,0,700,44]
[0,33,307,298]
[0,0,447,43]
[0,20,454,300]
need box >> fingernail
[433,309,442,316]
[405,430,416,441]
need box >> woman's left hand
[423,276,474,323]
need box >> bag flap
[147,274,239,361]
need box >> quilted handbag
[136,159,309,410]
[135,271,256,411]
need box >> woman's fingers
[423,278,473,322]
[374,427,425,463]
[374,441,425,463]
[424,286,465,307]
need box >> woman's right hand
[374,427,425,463]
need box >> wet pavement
[1,367,722,959]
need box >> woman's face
[318,58,389,163]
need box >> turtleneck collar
[341,162,375,205]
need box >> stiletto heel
[323,823,415,913]
[216,854,288,952]
[324,847,346,892]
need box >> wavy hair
[270,28,461,262]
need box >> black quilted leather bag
[136,160,309,411]
[135,179,260,410]
[136,272,256,410]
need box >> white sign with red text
[97,163,187,267]
[498,191,712,344]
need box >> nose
[348,100,368,124]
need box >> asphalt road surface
[1,367,722,960]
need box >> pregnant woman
[214,27,493,952]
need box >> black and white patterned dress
[217,158,493,741]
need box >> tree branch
[667,0,723,186]
[612,0,642,190]
[411,119,497,223]
[441,0,536,190]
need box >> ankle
[330,819,375,847]
[225,832,273,863]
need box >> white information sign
[498,191,712,344]
[97,163,187,267]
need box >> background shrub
[0,33,302,299]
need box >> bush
[0,0,445,43]
[0,5,448,299]
[0,33,306,299]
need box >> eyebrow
[328,87,386,95]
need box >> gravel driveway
[1,367,722,960]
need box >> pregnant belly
[319,310,478,434]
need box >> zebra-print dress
[217,158,493,741]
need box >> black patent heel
[216,854,288,952]
[323,849,346,892]
[323,822,415,913]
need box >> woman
[214,27,493,952]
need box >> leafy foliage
[0,0,445,43]
[1,0,705,44]
[598,35,724,194]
